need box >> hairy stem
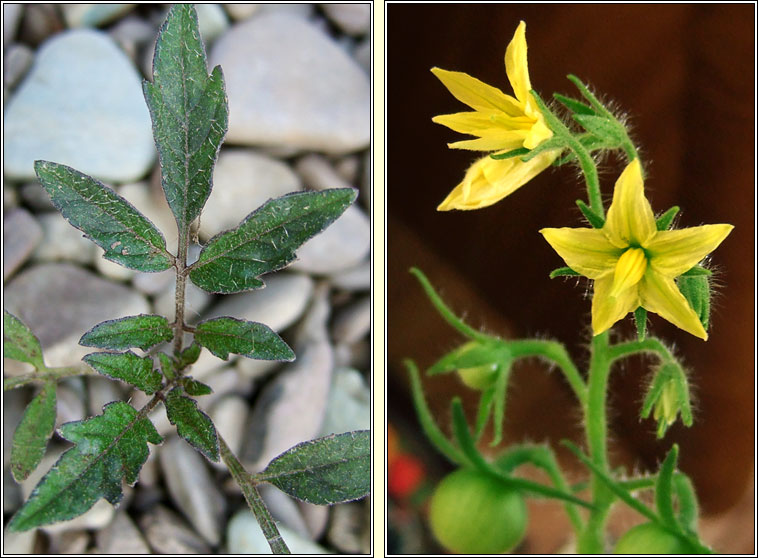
[173,227,189,356]
[219,436,290,554]
[3,365,97,391]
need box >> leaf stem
[173,228,189,356]
[3,365,97,391]
[218,435,290,554]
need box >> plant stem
[3,365,97,391]
[577,331,614,553]
[507,339,587,405]
[218,435,290,554]
[173,228,189,356]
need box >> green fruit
[457,363,498,390]
[614,522,695,554]
[429,468,527,554]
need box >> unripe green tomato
[613,522,695,554]
[457,363,498,390]
[429,468,527,554]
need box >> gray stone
[293,281,331,345]
[3,390,27,467]
[3,4,23,46]
[251,4,314,20]
[32,212,95,265]
[96,511,150,554]
[331,296,370,344]
[3,466,21,513]
[290,204,370,274]
[334,338,370,371]
[87,376,125,417]
[235,356,281,380]
[227,509,329,554]
[361,150,370,211]
[55,381,87,426]
[199,367,255,406]
[4,30,155,183]
[328,260,370,291]
[327,502,369,554]
[117,181,178,254]
[159,436,225,546]
[154,276,212,324]
[243,339,333,471]
[3,208,43,280]
[4,43,34,90]
[259,484,310,538]
[321,4,370,36]
[18,5,62,46]
[295,153,353,191]
[334,154,361,184]
[4,184,19,209]
[2,528,37,555]
[4,263,150,370]
[319,367,370,437]
[139,505,211,554]
[94,248,136,281]
[19,181,56,211]
[48,530,90,554]
[299,501,330,540]
[209,395,248,466]
[132,268,174,295]
[201,149,302,241]
[223,3,261,21]
[209,13,369,153]
[353,38,371,74]
[62,4,135,28]
[195,4,229,44]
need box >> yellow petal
[438,150,558,211]
[639,271,708,340]
[539,227,622,279]
[433,112,533,134]
[611,247,647,296]
[504,21,531,105]
[447,135,527,152]
[591,275,640,335]
[645,224,734,278]
[431,68,523,116]
[522,115,552,149]
[603,159,657,248]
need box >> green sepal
[473,387,495,441]
[572,114,624,147]
[576,199,606,228]
[655,444,679,529]
[176,342,202,369]
[158,352,176,381]
[677,274,710,330]
[11,381,57,482]
[194,317,295,361]
[144,4,228,230]
[165,387,219,462]
[553,93,595,116]
[489,147,529,160]
[83,351,162,395]
[189,189,356,294]
[489,364,510,447]
[680,265,712,277]
[656,206,680,231]
[79,314,173,351]
[549,266,581,279]
[34,161,173,272]
[634,307,648,341]
[519,137,564,162]
[8,402,162,532]
[566,74,609,116]
[4,310,46,370]
[428,341,510,375]
[256,431,370,505]
[672,473,699,532]
[181,377,213,396]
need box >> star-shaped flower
[540,159,733,339]
[432,21,559,211]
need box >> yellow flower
[540,159,733,340]
[432,21,559,211]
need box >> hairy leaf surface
[3,310,45,369]
[189,189,357,293]
[83,351,162,395]
[8,402,162,532]
[34,161,173,272]
[165,388,219,461]
[181,377,213,396]
[143,4,228,231]
[195,317,295,361]
[258,431,370,505]
[80,314,173,351]
[11,382,57,482]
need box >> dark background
[387,4,754,553]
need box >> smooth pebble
[226,509,329,554]
[3,208,43,280]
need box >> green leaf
[189,189,357,293]
[79,314,173,351]
[656,444,679,529]
[576,199,605,228]
[3,310,45,369]
[656,205,680,231]
[195,317,295,361]
[549,266,581,279]
[165,388,219,461]
[489,147,529,160]
[34,161,173,272]
[191,190,357,293]
[11,382,57,482]
[176,342,202,369]
[181,377,213,396]
[258,431,370,505]
[158,352,176,380]
[553,93,595,116]
[83,351,162,395]
[8,402,162,532]
[143,4,228,231]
